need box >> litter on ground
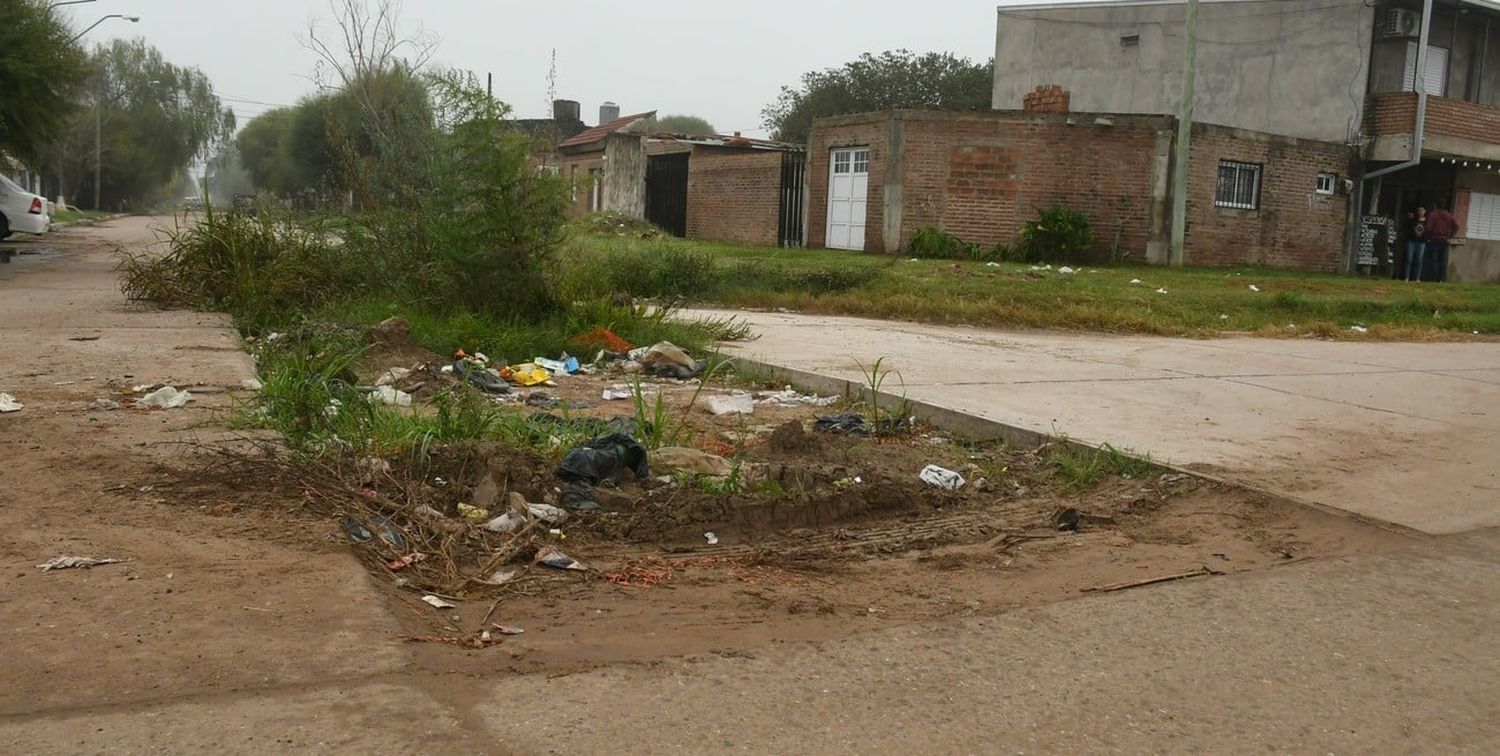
[420,595,456,609]
[707,394,755,416]
[37,556,124,572]
[0,393,24,413]
[136,386,192,409]
[919,464,966,490]
[369,386,413,408]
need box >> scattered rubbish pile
[754,388,839,408]
[813,413,905,436]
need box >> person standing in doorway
[1424,202,1458,283]
[1405,203,1427,282]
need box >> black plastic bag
[556,433,650,485]
[555,433,650,511]
[453,360,509,394]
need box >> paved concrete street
[695,309,1500,535]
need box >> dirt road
[691,308,1500,535]
[2,219,1497,753]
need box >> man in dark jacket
[1423,204,1459,283]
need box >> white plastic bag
[919,464,966,490]
[137,386,192,409]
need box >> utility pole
[93,102,101,210]
[1168,0,1199,267]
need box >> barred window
[1215,160,1262,210]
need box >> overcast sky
[70,0,1092,137]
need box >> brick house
[983,0,1500,281]
[559,115,807,246]
[809,0,1500,281]
[808,109,1351,269]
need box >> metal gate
[777,149,807,247]
[645,153,689,237]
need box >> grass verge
[558,231,1500,339]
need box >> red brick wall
[1022,85,1071,113]
[807,110,1353,270]
[806,117,890,251]
[894,112,1168,258]
[685,147,783,246]
[1184,124,1353,271]
[1368,91,1500,145]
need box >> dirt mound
[765,419,824,456]
[356,315,446,385]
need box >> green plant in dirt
[423,72,570,317]
[856,356,910,436]
[627,359,728,450]
[248,333,368,451]
[698,461,746,494]
[1048,442,1154,490]
[1018,205,1095,264]
[630,377,675,450]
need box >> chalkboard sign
[1358,214,1395,269]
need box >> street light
[69,13,142,209]
[48,0,99,8]
[69,14,139,44]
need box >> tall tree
[762,50,993,143]
[656,114,716,136]
[0,0,87,163]
[48,38,234,208]
[304,0,435,209]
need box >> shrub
[908,227,1011,263]
[601,244,721,299]
[908,227,969,259]
[118,205,349,333]
[1018,206,1095,263]
[423,74,570,318]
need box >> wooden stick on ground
[1081,566,1215,593]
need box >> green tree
[235,107,295,192]
[423,72,568,316]
[49,38,234,208]
[0,0,88,163]
[656,114,716,136]
[762,50,993,143]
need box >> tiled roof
[557,111,656,148]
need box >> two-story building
[994,0,1500,281]
[806,0,1500,282]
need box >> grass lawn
[561,233,1500,340]
[51,209,111,225]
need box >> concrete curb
[717,352,1430,540]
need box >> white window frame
[1215,160,1262,210]
[1468,192,1500,241]
[1403,41,1449,96]
[1315,172,1337,195]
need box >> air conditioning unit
[1383,8,1421,38]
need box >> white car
[1,173,51,239]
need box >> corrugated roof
[557,111,657,148]
[646,133,802,151]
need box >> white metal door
[826,147,869,250]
